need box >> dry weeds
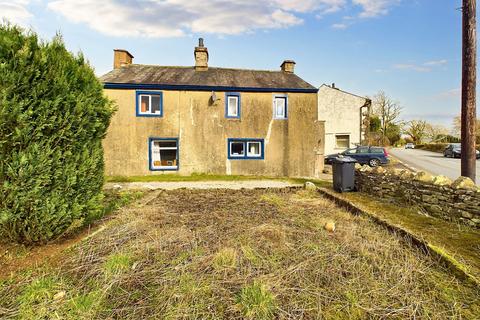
[1,188,479,319]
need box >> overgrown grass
[236,281,276,320]
[1,188,478,319]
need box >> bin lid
[332,156,357,164]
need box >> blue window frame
[136,91,163,117]
[227,138,264,160]
[273,94,288,119]
[225,92,241,119]
[148,137,179,171]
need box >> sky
[1,0,476,128]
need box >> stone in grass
[324,222,336,232]
[305,181,316,190]
[451,176,476,190]
[354,163,362,170]
[432,175,452,186]
[53,291,66,301]
[113,184,123,190]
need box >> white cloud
[352,0,399,18]
[47,0,348,38]
[0,0,32,26]
[393,59,448,72]
[436,87,461,99]
[332,23,348,29]
[424,59,448,66]
[393,63,430,72]
[1,1,402,38]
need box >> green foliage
[385,123,401,145]
[0,23,114,243]
[369,115,381,132]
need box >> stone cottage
[100,39,324,177]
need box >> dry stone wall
[354,165,480,228]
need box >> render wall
[355,166,480,228]
[103,89,323,177]
[318,85,366,155]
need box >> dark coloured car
[443,143,480,159]
[325,146,390,167]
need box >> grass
[236,281,276,320]
[334,189,480,281]
[1,188,479,319]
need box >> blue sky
[1,0,474,128]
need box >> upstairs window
[136,91,163,117]
[150,138,178,170]
[228,139,264,159]
[273,95,287,119]
[225,93,241,118]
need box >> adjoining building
[318,84,370,155]
[100,39,324,178]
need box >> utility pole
[461,0,477,182]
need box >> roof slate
[100,64,317,92]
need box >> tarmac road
[389,148,480,184]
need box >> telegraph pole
[461,0,477,182]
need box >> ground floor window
[149,138,178,170]
[335,134,350,149]
[228,139,264,159]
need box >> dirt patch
[1,188,479,319]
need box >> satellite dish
[211,91,217,102]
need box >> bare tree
[405,120,428,144]
[452,115,480,139]
[426,123,449,141]
[372,91,403,145]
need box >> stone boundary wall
[354,165,480,228]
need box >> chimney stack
[113,49,134,69]
[194,38,209,71]
[280,60,295,73]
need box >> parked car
[405,143,415,149]
[325,146,390,167]
[443,143,480,159]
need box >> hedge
[0,24,115,243]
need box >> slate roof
[100,64,317,92]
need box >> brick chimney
[194,38,209,71]
[113,49,134,69]
[280,60,295,73]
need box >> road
[389,148,480,184]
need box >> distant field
[1,188,478,319]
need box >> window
[273,95,287,119]
[149,138,178,170]
[225,93,241,118]
[247,141,262,158]
[335,135,350,149]
[228,139,264,159]
[370,147,385,154]
[344,148,357,154]
[136,91,163,117]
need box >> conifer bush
[0,24,114,243]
